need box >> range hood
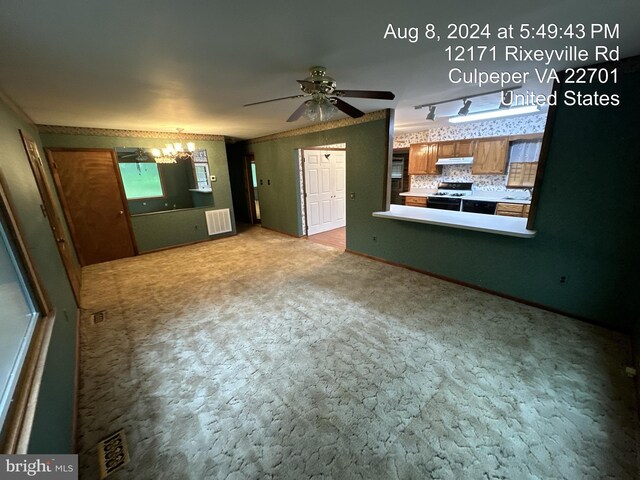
[435,157,474,166]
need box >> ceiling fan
[244,66,395,122]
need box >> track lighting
[499,90,513,109]
[458,99,472,116]
[426,106,436,121]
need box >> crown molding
[36,125,225,141]
[247,110,389,144]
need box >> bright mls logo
[0,455,77,479]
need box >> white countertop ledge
[373,204,536,238]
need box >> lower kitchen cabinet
[404,196,428,207]
[495,202,529,217]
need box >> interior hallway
[77,227,639,479]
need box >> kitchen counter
[373,204,536,238]
[400,189,531,205]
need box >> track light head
[426,106,436,121]
[499,90,513,109]
[458,99,472,116]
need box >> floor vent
[205,208,232,236]
[91,310,107,324]
[97,429,130,479]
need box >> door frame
[300,146,347,237]
[19,130,82,305]
[45,148,138,266]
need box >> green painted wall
[241,61,639,334]
[0,98,78,452]
[242,117,390,237]
[40,134,236,252]
[131,206,233,252]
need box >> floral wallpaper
[393,112,547,148]
[410,165,511,191]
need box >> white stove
[427,182,473,210]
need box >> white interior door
[304,149,346,235]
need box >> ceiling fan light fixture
[303,96,338,122]
[458,99,472,116]
[426,106,436,121]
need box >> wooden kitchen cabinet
[438,140,475,158]
[408,143,438,175]
[473,139,509,174]
[404,196,427,207]
[496,202,526,217]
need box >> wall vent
[97,429,130,479]
[205,208,232,236]
[91,310,106,324]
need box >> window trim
[0,172,55,454]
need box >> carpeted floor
[77,226,639,479]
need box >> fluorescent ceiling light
[449,105,539,123]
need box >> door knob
[119,210,124,215]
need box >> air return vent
[205,208,232,236]
[97,429,130,479]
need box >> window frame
[0,172,56,454]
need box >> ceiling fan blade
[333,89,395,100]
[287,101,311,122]
[332,98,365,118]
[244,94,306,107]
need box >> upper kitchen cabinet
[408,143,438,175]
[472,139,509,174]
[438,140,475,158]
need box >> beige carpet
[77,226,639,479]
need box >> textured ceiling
[1,1,638,139]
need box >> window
[0,174,53,454]
[0,214,38,428]
[118,162,165,199]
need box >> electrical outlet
[559,275,569,285]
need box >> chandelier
[151,129,196,163]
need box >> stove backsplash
[411,165,521,192]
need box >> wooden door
[19,131,82,305]
[46,149,137,266]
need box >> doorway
[242,155,260,224]
[45,148,138,266]
[300,145,346,239]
